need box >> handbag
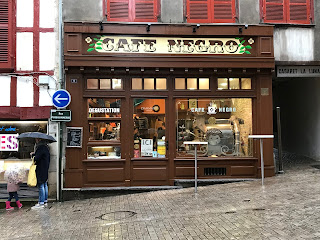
[27,157,37,187]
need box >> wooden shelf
[87,140,121,146]
[88,117,121,121]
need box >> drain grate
[252,208,265,211]
[97,211,137,221]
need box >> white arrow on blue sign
[52,89,71,109]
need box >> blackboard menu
[67,127,83,148]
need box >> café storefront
[64,23,275,188]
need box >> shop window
[241,78,251,89]
[186,0,236,23]
[87,98,121,159]
[176,98,253,157]
[0,121,47,183]
[131,78,167,90]
[133,98,166,158]
[88,146,121,159]
[106,0,158,22]
[217,78,251,90]
[175,78,210,90]
[86,78,122,90]
[262,0,313,24]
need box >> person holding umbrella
[30,138,51,209]
[17,132,55,210]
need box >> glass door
[132,98,166,158]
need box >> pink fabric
[7,182,20,193]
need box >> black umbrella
[17,132,57,143]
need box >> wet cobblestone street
[1,163,320,239]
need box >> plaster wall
[274,28,314,62]
[238,0,260,24]
[0,77,10,106]
[16,77,33,107]
[48,122,59,196]
[40,33,56,71]
[161,0,184,23]
[16,33,33,71]
[39,76,57,106]
[274,77,320,160]
[63,0,103,22]
[40,0,55,28]
[16,0,33,27]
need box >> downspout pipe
[57,0,64,202]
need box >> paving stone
[2,164,320,239]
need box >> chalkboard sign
[66,127,83,148]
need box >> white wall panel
[39,75,56,106]
[16,0,34,27]
[16,33,33,71]
[40,0,55,28]
[17,77,33,107]
[39,33,56,71]
[274,28,314,61]
[0,76,11,106]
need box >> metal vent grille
[204,168,226,176]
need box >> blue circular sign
[52,89,71,109]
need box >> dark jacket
[33,144,50,184]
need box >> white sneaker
[31,203,45,210]
[44,202,48,207]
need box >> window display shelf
[88,117,121,121]
[87,140,120,146]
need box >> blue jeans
[8,192,19,201]
[38,182,48,204]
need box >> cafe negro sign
[85,35,254,55]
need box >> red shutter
[264,0,285,23]
[288,0,310,24]
[0,0,12,69]
[107,0,130,22]
[212,0,236,23]
[133,0,158,22]
[187,0,210,23]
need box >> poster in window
[141,139,153,157]
[67,127,83,148]
[189,99,197,109]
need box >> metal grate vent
[204,167,226,176]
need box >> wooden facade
[64,23,275,188]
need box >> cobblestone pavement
[1,164,320,240]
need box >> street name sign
[52,89,71,109]
[50,109,72,122]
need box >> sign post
[183,141,208,193]
[52,89,71,203]
[248,135,274,186]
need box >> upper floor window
[186,0,236,23]
[107,0,158,22]
[262,0,313,24]
[0,0,13,69]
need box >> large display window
[87,98,121,159]
[133,98,166,158]
[176,98,252,157]
[0,121,48,183]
